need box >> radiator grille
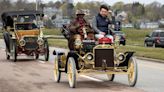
[94,49,114,67]
[24,37,38,50]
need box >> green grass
[117,45,164,60]
[122,28,153,46]
[43,28,62,35]
[0,29,3,39]
[48,39,68,48]
[43,28,68,48]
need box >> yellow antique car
[1,11,49,62]
[53,26,138,88]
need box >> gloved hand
[75,23,81,29]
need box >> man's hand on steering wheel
[100,32,106,35]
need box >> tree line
[0,0,163,23]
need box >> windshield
[160,32,164,37]
[152,32,159,37]
[17,15,36,23]
[15,23,38,30]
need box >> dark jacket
[69,18,88,34]
[92,13,112,34]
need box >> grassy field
[48,39,68,48]
[43,28,62,35]
[116,45,164,60]
[0,29,3,39]
[122,28,153,46]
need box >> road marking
[0,48,5,51]
[38,61,46,64]
[80,75,104,82]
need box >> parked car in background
[113,31,126,45]
[144,30,164,47]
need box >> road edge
[137,57,164,63]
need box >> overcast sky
[27,0,164,5]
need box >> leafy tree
[132,2,145,18]
[112,1,124,11]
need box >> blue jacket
[92,13,111,34]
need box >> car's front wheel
[122,41,126,46]
[128,57,138,87]
[144,42,148,47]
[152,43,156,48]
[67,57,77,88]
[12,40,17,62]
[6,50,10,60]
[54,56,61,83]
[44,40,49,61]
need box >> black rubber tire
[44,40,49,61]
[122,41,126,46]
[35,54,39,59]
[54,56,61,83]
[6,50,10,60]
[152,43,156,48]
[3,32,11,52]
[144,42,148,47]
[107,74,115,81]
[12,40,17,62]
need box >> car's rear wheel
[122,41,126,46]
[3,32,10,53]
[152,43,156,48]
[3,32,11,60]
[144,42,148,47]
[44,40,49,61]
[107,74,115,81]
[12,40,17,62]
[35,53,39,59]
[67,57,76,88]
[128,57,138,87]
[6,50,10,60]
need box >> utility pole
[67,0,74,19]
[36,0,41,11]
[36,0,38,11]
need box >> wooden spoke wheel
[54,57,61,83]
[67,57,77,88]
[128,57,138,87]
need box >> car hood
[15,29,40,39]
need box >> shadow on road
[54,80,133,90]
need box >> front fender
[119,51,135,67]
[65,51,79,73]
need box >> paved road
[0,40,164,92]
